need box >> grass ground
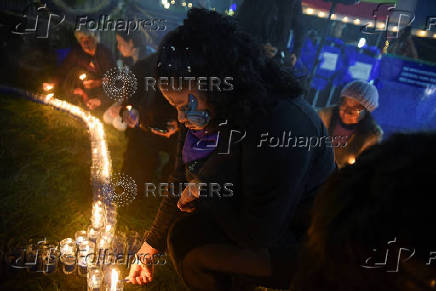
[0,95,187,290]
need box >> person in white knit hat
[318,80,383,168]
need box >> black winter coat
[145,96,335,251]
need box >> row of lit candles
[39,79,121,290]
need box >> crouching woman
[128,8,335,290]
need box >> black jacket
[145,96,335,251]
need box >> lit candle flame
[45,93,54,102]
[348,157,356,165]
[126,105,132,111]
[111,269,118,291]
[43,83,54,91]
[79,73,87,81]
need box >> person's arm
[143,128,187,252]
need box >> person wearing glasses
[318,80,383,168]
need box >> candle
[104,268,123,291]
[43,83,54,91]
[92,201,106,229]
[75,230,87,245]
[42,245,58,274]
[111,269,118,291]
[87,225,101,243]
[59,238,77,274]
[78,240,96,276]
[97,233,113,250]
[45,93,54,102]
[104,224,115,234]
[88,267,103,291]
[79,73,87,81]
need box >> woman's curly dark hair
[155,8,302,127]
[291,132,436,291]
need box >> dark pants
[166,213,299,291]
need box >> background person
[53,30,115,111]
[318,80,383,168]
[237,0,304,67]
[127,9,335,290]
[112,30,178,192]
[291,132,436,291]
[115,30,149,67]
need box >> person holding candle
[128,9,335,290]
[112,32,178,191]
[317,80,383,168]
[53,30,115,111]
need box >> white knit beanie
[340,80,379,112]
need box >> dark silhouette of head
[292,132,436,291]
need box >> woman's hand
[83,79,102,89]
[86,98,101,110]
[177,180,201,213]
[73,88,88,103]
[150,120,179,138]
[122,107,140,128]
[127,241,159,285]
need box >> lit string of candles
[36,79,123,290]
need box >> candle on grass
[87,266,103,291]
[78,240,96,276]
[92,201,106,229]
[60,238,77,274]
[104,267,123,291]
[42,244,58,275]
[75,230,87,245]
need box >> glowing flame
[43,83,54,91]
[92,201,105,229]
[79,73,87,81]
[126,105,132,111]
[111,269,119,291]
[348,157,356,165]
[45,93,54,102]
